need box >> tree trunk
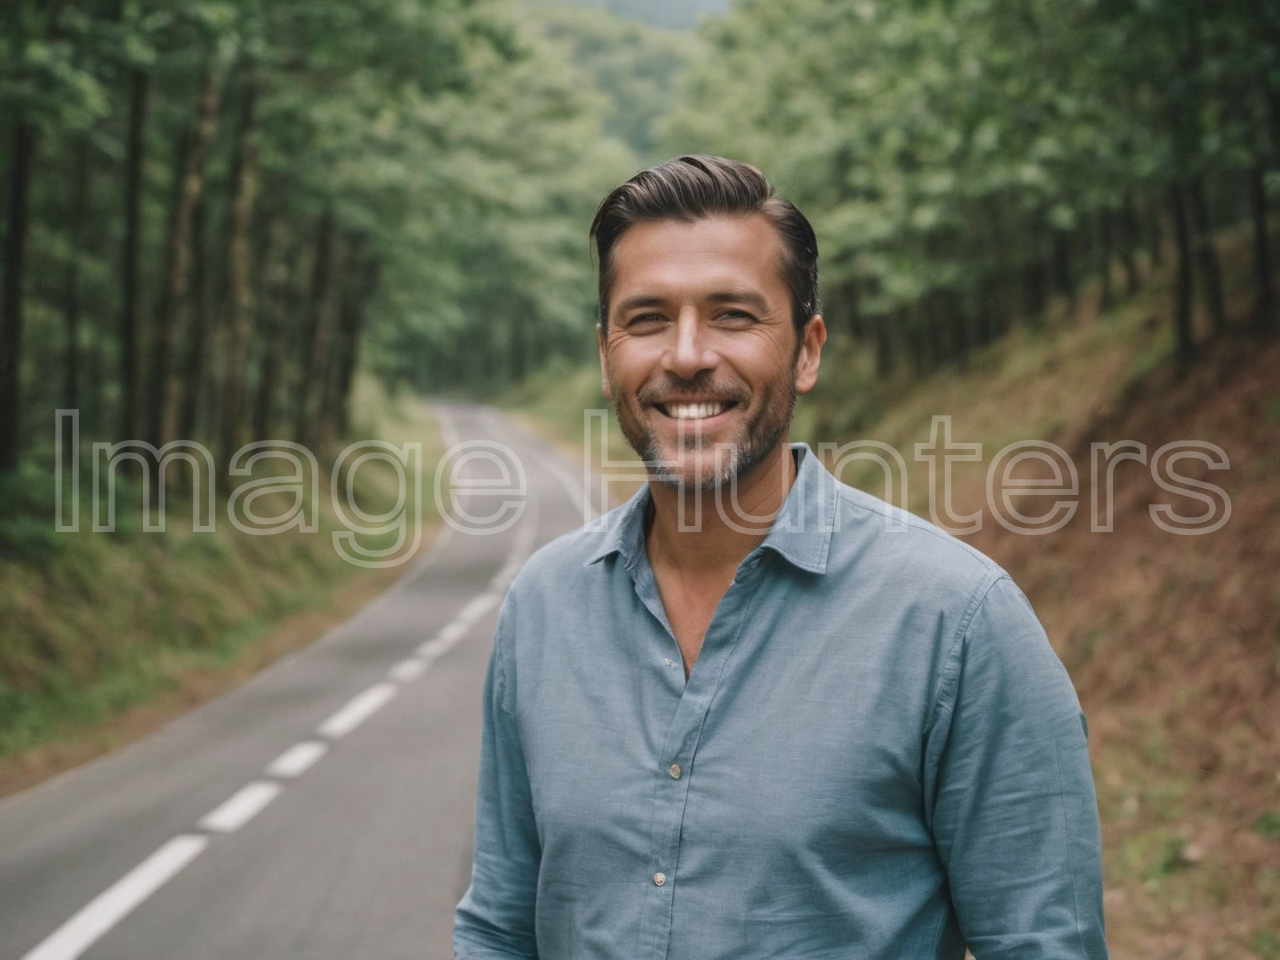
[1023,260,1048,320]
[331,255,377,440]
[874,314,894,378]
[252,314,282,442]
[1097,212,1114,313]
[947,290,970,363]
[219,79,259,471]
[146,55,223,451]
[63,134,91,416]
[1250,164,1277,336]
[0,115,36,474]
[251,219,289,441]
[1119,195,1142,295]
[1147,194,1165,268]
[1169,185,1197,363]
[321,237,364,438]
[1187,176,1228,336]
[294,210,336,448]
[509,310,528,384]
[314,231,348,447]
[1051,231,1075,309]
[119,68,148,441]
[1252,0,1280,160]
[177,197,216,439]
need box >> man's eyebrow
[613,290,773,316]
[615,295,667,314]
[706,290,770,312]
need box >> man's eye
[627,314,666,328]
[716,310,757,324]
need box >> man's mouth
[654,401,737,420]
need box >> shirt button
[669,763,682,779]
[663,658,675,668]
[653,872,667,887]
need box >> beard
[609,368,796,493]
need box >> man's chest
[510,577,946,877]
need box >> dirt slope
[966,336,1280,960]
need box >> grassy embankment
[0,378,443,797]
[507,233,1280,959]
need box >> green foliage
[535,6,700,159]
[0,462,64,563]
[1257,809,1280,842]
[661,0,1280,372]
[0,0,645,471]
[1255,928,1280,960]
[527,0,728,30]
[355,2,637,391]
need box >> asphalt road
[0,404,596,960]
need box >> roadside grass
[0,378,442,796]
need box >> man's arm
[925,575,1109,959]
[454,601,541,960]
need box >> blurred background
[0,0,1277,957]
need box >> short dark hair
[589,155,820,333]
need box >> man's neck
[645,440,797,576]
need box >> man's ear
[597,323,613,402]
[794,314,827,395]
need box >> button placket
[641,577,762,960]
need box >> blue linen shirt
[454,444,1108,960]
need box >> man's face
[598,214,825,492]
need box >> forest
[1,0,1277,487]
[1,1,1279,955]
[0,0,644,486]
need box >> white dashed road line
[20,835,209,960]
[316,683,399,740]
[388,658,428,683]
[18,409,550,960]
[198,782,284,835]
[265,740,329,780]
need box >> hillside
[961,335,1280,958]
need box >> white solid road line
[198,781,283,834]
[264,740,329,779]
[19,834,210,960]
[317,683,399,740]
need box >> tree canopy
[662,0,1279,373]
[0,0,1274,477]
[0,0,643,472]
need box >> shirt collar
[584,443,836,575]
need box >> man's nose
[663,308,716,380]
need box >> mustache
[636,374,750,407]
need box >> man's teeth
[668,402,727,420]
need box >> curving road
[0,404,597,960]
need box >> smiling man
[454,156,1108,960]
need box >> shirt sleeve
[454,598,542,960]
[924,574,1109,960]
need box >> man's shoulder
[827,477,1007,596]
[507,499,631,594]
